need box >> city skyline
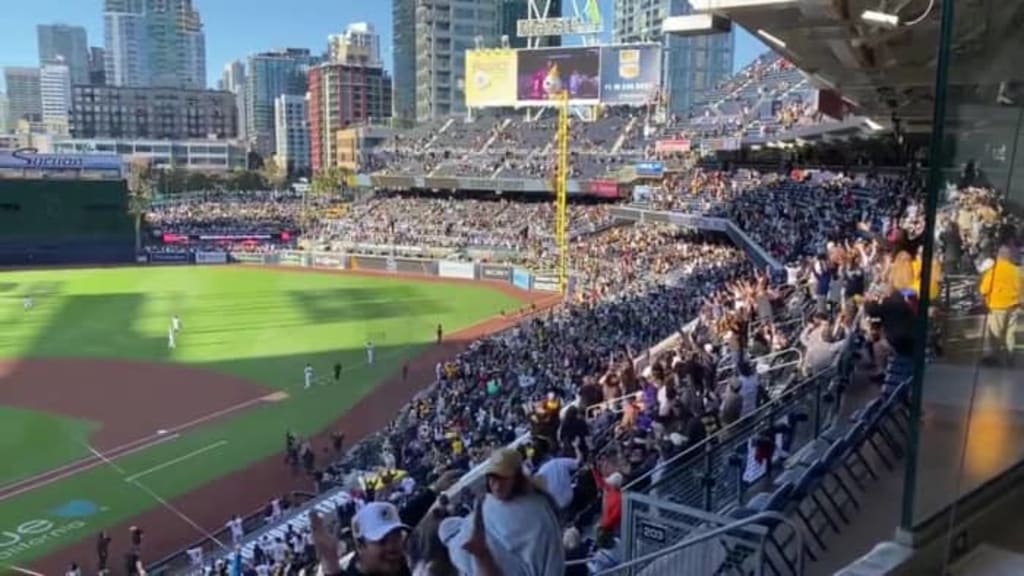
[0,0,767,91]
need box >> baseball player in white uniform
[168,326,176,349]
[366,341,375,365]
[171,314,182,333]
[304,364,314,389]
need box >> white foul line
[124,440,229,483]
[0,433,181,503]
[0,393,270,501]
[6,566,46,576]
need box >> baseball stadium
[2,0,1023,575]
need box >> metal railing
[599,510,805,576]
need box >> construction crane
[554,90,571,295]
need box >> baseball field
[0,265,543,572]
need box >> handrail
[597,511,804,576]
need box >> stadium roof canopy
[690,0,1024,134]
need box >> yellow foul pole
[556,90,570,295]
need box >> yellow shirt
[980,258,1021,310]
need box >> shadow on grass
[23,292,168,360]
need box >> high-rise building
[614,0,733,114]
[394,0,513,122]
[103,0,149,87]
[40,62,73,135]
[274,94,311,175]
[3,68,42,129]
[245,49,318,157]
[103,0,207,88]
[89,47,108,85]
[308,61,392,173]
[220,60,246,93]
[220,60,247,142]
[37,24,90,85]
[0,92,8,134]
[392,0,416,123]
[328,23,382,66]
[69,85,238,140]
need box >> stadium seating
[359,55,828,181]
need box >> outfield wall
[138,249,565,294]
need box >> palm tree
[126,158,155,253]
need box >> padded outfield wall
[0,179,136,266]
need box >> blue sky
[0,0,767,89]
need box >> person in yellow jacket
[979,246,1021,365]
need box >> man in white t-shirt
[533,441,583,511]
[304,364,314,389]
[227,515,244,545]
[366,341,375,365]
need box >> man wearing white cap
[332,501,411,575]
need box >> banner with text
[586,180,620,198]
[599,44,661,105]
[532,274,560,292]
[480,265,512,282]
[148,251,190,264]
[465,49,518,107]
[634,161,664,178]
[278,251,308,267]
[438,260,476,280]
[312,252,346,269]
[512,268,532,291]
[229,252,267,264]
[516,47,601,106]
[195,251,228,264]
[654,139,691,154]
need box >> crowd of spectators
[133,152,1022,576]
[315,191,616,253]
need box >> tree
[310,166,348,197]
[261,156,288,190]
[126,158,155,253]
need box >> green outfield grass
[0,266,520,566]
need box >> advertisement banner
[668,213,728,232]
[230,252,268,264]
[438,260,476,280]
[371,175,414,189]
[532,274,560,292]
[633,185,654,204]
[654,139,691,154]
[279,251,307,266]
[149,251,190,264]
[427,177,460,191]
[512,268,532,291]
[195,251,228,264]
[465,49,518,108]
[599,44,661,105]
[634,161,664,178]
[312,252,345,269]
[516,47,600,106]
[586,180,620,198]
[480,265,512,282]
[460,177,497,190]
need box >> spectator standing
[980,246,1021,365]
[96,531,111,574]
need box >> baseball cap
[351,502,409,542]
[482,448,524,479]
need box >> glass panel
[906,0,1024,527]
